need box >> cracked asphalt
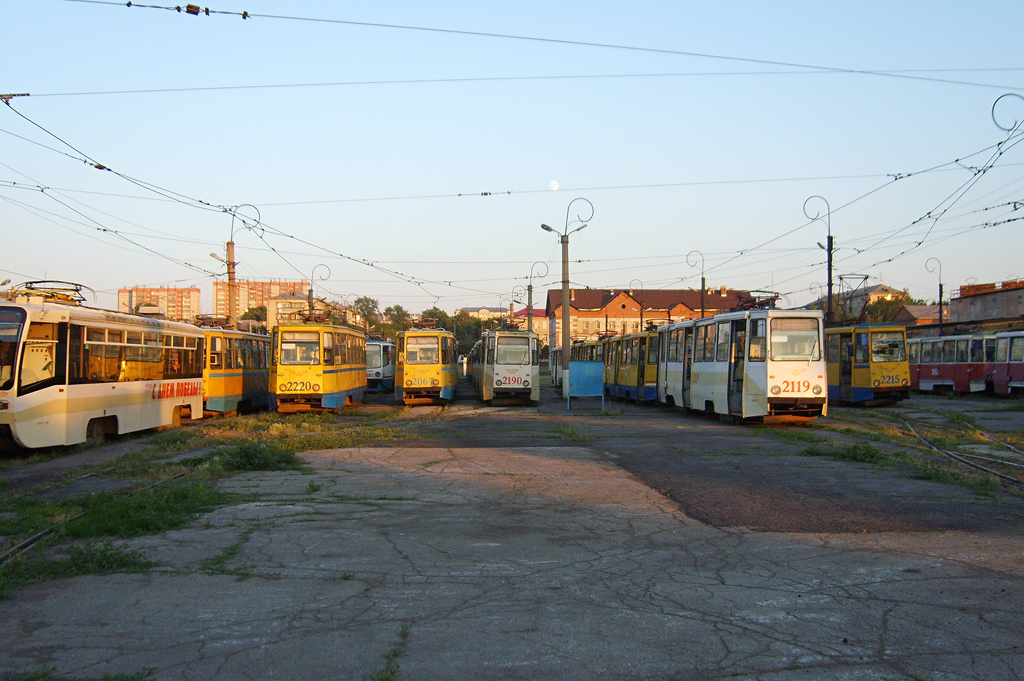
[2,386,1024,680]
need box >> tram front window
[406,337,439,364]
[0,308,26,390]
[871,332,907,363]
[496,337,530,365]
[769,318,821,361]
[366,344,383,369]
[280,332,320,365]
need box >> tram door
[839,333,854,401]
[728,320,746,414]
[681,328,693,407]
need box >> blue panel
[440,385,456,400]
[569,361,605,397]
[828,385,841,402]
[851,386,875,403]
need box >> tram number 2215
[280,381,319,392]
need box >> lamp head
[540,223,555,233]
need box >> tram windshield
[769,318,821,361]
[280,331,320,365]
[496,336,530,365]
[366,343,383,369]
[406,336,439,364]
[871,331,907,363]
[0,307,26,390]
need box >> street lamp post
[542,198,594,398]
[686,250,705,319]
[926,257,944,335]
[804,196,834,326]
[511,285,527,328]
[308,264,331,317]
[210,205,260,330]
[630,278,643,330]
[527,261,548,334]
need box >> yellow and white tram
[271,322,367,412]
[472,329,540,403]
[657,308,826,422]
[395,328,458,404]
[0,283,204,449]
[365,337,396,393]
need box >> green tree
[352,296,380,333]
[863,289,922,324]
[453,310,482,355]
[240,305,267,322]
[381,304,414,340]
[419,306,453,331]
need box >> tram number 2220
[280,381,319,392]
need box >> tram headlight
[523,380,529,387]
[770,385,781,396]
[495,379,502,387]
[902,379,909,386]
[874,380,880,387]
[406,380,413,387]
[374,371,381,378]
[812,384,822,395]
[431,379,439,386]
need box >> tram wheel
[86,419,106,446]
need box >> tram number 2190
[499,375,524,386]
[280,381,319,392]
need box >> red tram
[907,334,997,394]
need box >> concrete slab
[1,444,1022,680]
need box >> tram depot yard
[2,381,1024,681]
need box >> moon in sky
[549,180,559,191]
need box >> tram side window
[210,336,223,369]
[748,319,766,362]
[984,338,996,362]
[1010,337,1024,362]
[19,322,66,395]
[921,342,932,364]
[996,338,1008,363]
[442,336,456,365]
[715,322,730,362]
[826,335,840,363]
[323,332,335,366]
[647,336,659,365]
[908,342,919,364]
[854,333,869,363]
[942,340,956,363]
[970,339,984,363]
[955,340,968,363]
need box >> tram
[603,331,659,402]
[271,321,366,412]
[203,327,271,413]
[824,324,910,404]
[366,337,396,393]
[0,282,204,449]
[657,308,827,421]
[907,334,996,394]
[472,329,540,403]
[993,330,1024,395]
[395,327,458,404]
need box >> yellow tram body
[202,328,271,413]
[271,323,366,412]
[825,324,910,404]
[395,328,458,404]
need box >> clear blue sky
[3,1,1023,314]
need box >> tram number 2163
[280,381,319,392]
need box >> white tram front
[657,308,826,422]
[474,330,541,403]
[0,283,205,449]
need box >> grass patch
[0,541,155,599]
[758,428,824,444]
[798,442,889,465]
[62,483,233,539]
[370,623,411,681]
[553,425,594,443]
